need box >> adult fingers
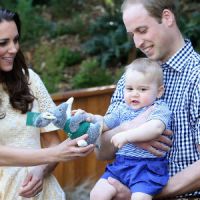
[163,129,173,137]
[20,173,32,187]
[156,134,172,146]
[137,142,165,157]
[19,179,43,197]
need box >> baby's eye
[140,88,147,91]
[126,87,133,91]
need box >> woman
[0,8,94,199]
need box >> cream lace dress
[0,69,65,199]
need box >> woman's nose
[8,42,18,54]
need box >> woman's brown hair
[0,8,35,113]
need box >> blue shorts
[102,155,169,195]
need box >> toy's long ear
[66,97,74,118]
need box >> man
[95,0,200,199]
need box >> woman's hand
[19,166,44,198]
[52,134,95,162]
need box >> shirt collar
[162,39,194,72]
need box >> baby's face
[124,70,163,110]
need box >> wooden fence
[51,85,116,189]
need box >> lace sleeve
[28,68,58,133]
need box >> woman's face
[0,20,19,72]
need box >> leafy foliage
[33,44,83,93]
[71,58,113,89]
[1,0,200,92]
[49,0,84,19]
[0,0,17,10]
[48,15,87,38]
[82,9,133,68]
[15,0,51,44]
[177,2,200,52]
[32,44,62,93]
[55,47,82,68]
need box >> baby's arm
[78,112,110,132]
[111,119,165,149]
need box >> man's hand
[19,166,44,198]
[107,177,131,200]
[135,129,172,157]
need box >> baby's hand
[71,109,93,122]
[111,132,129,149]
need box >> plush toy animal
[26,97,102,147]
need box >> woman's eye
[0,41,7,46]
[14,36,19,44]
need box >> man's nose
[134,35,144,49]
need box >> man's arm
[155,156,200,199]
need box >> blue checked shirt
[107,39,200,197]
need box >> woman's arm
[0,145,53,166]
[0,134,94,166]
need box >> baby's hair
[125,58,163,86]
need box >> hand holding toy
[26,97,102,147]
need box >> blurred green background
[1,0,200,93]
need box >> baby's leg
[131,192,152,200]
[90,178,116,200]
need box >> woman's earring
[0,110,6,119]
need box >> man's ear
[157,85,165,98]
[162,9,175,26]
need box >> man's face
[123,3,170,62]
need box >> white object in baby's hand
[77,139,88,147]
